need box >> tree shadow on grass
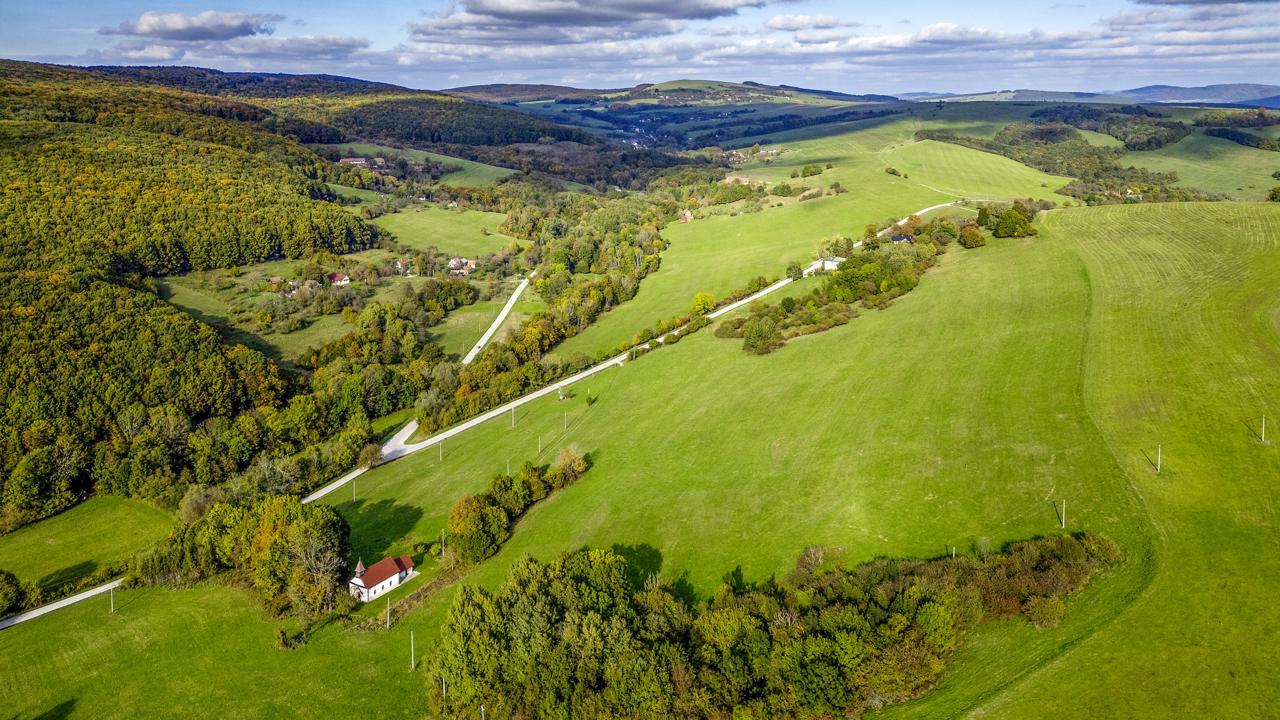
[340,499,424,565]
[610,543,698,607]
[38,561,97,594]
[32,698,77,720]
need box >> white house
[348,555,415,602]
[819,256,846,272]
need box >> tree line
[916,123,1222,205]
[432,532,1121,719]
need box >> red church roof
[352,555,414,588]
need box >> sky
[3,0,1278,93]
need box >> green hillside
[1124,131,1280,200]
[556,117,1069,359]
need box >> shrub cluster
[445,449,588,563]
[432,532,1120,719]
[715,295,854,354]
[130,495,350,621]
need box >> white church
[348,555,415,602]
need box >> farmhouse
[819,256,845,272]
[327,272,351,286]
[348,555,415,602]
[447,257,476,277]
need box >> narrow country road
[0,579,123,631]
[461,272,533,365]
[3,201,968,630]
[303,200,961,503]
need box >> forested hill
[76,63,683,187]
[87,65,407,97]
[0,60,386,530]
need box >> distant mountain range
[445,79,897,105]
[919,84,1280,106]
[1117,83,1280,104]
[72,65,1280,110]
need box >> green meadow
[316,142,517,186]
[556,117,1069,359]
[2,202,1278,717]
[370,205,514,258]
[1125,130,1280,200]
[0,497,171,597]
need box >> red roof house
[348,555,414,602]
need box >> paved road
[5,201,971,628]
[462,272,533,365]
[0,578,123,631]
[304,201,963,504]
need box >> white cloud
[767,14,848,31]
[100,11,282,41]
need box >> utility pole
[440,529,446,555]
[538,435,542,453]
[1060,499,1066,529]
[386,597,391,629]
[1157,444,1162,474]
[564,411,568,431]
[410,630,415,670]
[511,407,515,427]
[482,705,486,720]
[110,586,115,614]
[439,440,443,462]
[1263,414,1268,444]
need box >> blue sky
[3,0,1278,92]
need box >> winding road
[304,200,962,503]
[2,201,965,629]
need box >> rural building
[338,157,368,167]
[819,256,845,271]
[393,258,414,275]
[890,234,915,244]
[327,272,351,286]
[679,209,694,222]
[348,555,415,602]
[447,257,476,277]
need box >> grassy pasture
[969,202,1280,718]
[1125,131,1280,199]
[0,497,172,596]
[3,203,1279,717]
[326,182,381,205]
[159,250,411,363]
[556,116,1070,359]
[370,205,513,258]
[316,142,517,186]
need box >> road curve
[304,201,963,504]
[4,201,971,629]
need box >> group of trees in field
[431,533,1121,719]
[977,199,1051,238]
[1202,127,1280,152]
[1194,108,1279,129]
[916,123,1221,205]
[130,495,350,621]
[445,449,588,564]
[1030,104,1191,150]
[1186,102,1279,153]
[715,295,854,354]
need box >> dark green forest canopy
[86,65,408,98]
[0,61,397,531]
[434,534,1120,719]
